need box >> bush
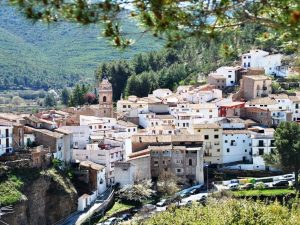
[141,198,300,225]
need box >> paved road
[58,188,113,225]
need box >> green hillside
[0,5,163,90]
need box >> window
[243,140,245,143]
[86,156,88,159]
[228,75,232,78]
[248,62,250,67]
[189,159,193,166]
[227,148,230,153]
[111,154,114,159]
[103,96,107,102]
[244,62,246,67]
[214,129,219,132]
[217,149,220,152]
[225,140,228,143]
[214,135,219,139]
[245,149,247,152]
[204,135,209,140]
[154,160,159,166]
[258,140,264,147]
[259,148,264,155]
[176,169,182,173]
[123,105,126,108]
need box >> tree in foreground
[264,122,300,191]
[117,179,155,203]
[140,198,300,225]
[157,171,179,197]
[8,1,300,48]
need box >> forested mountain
[95,24,287,101]
[0,4,163,90]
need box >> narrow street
[58,188,113,225]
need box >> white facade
[186,89,222,104]
[61,125,91,149]
[251,131,275,170]
[114,162,136,188]
[242,49,287,77]
[73,142,123,184]
[222,131,252,164]
[97,167,107,194]
[0,125,13,156]
[216,67,239,86]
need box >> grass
[0,167,75,206]
[0,175,24,206]
[98,201,136,222]
[233,189,295,197]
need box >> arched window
[103,96,107,102]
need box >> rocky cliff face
[2,169,77,225]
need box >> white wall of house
[291,101,300,121]
[241,49,285,76]
[114,163,136,188]
[97,168,107,194]
[251,136,275,170]
[222,132,252,164]
[0,125,13,156]
[216,67,237,86]
[61,125,91,149]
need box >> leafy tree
[84,93,96,104]
[264,122,300,191]
[142,198,300,225]
[157,171,179,197]
[61,88,70,105]
[117,179,155,203]
[9,1,300,49]
[44,93,57,107]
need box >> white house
[60,125,91,149]
[241,49,288,77]
[114,162,136,188]
[289,96,300,122]
[222,130,252,164]
[215,66,241,86]
[186,89,222,104]
[0,122,13,156]
[250,127,276,170]
[73,140,124,184]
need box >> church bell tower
[99,77,113,118]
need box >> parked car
[118,213,131,221]
[272,180,289,187]
[242,183,254,190]
[283,174,295,181]
[99,217,118,225]
[228,183,239,191]
[156,199,168,207]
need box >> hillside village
[1,49,300,221]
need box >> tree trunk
[295,167,299,193]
